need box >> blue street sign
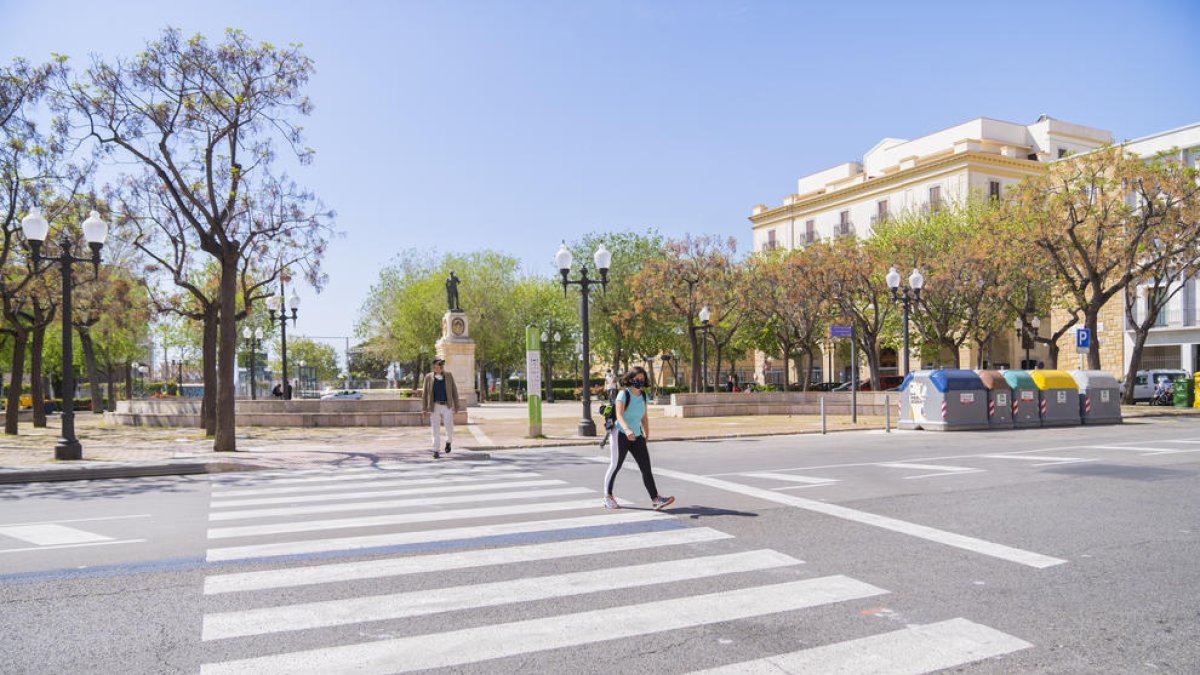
[1076,328,1091,350]
[830,325,852,338]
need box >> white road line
[198,576,887,674]
[0,538,147,554]
[877,463,984,480]
[0,514,151,527]
[639,465,1066,569]
[1136,448,1200,456]
[210,477,563,508]
[740,472,839,486]
[705,446,1097,477]
[1162,439,1200,444]
[209,487,592,521]
[203,527,734,595]
[1085,445,1178,453]
[210,471,540,500]
[207,498,607,539]
[209,461,502,484]
[209,465,518,491]
[467,424,495,446]
[0,524,113,546]
[205,511,671,562]
[980,454,1093,466]
[688,618,1031,674]
[203,549,801,640]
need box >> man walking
[422,359,463,458]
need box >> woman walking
[602,366,674,511]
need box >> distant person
[726,372,738,392]
[604,369,618,403]
[272,383,283,399]
[602,366,674,511]
[422,359,463,458]
[1036,361,1045,370]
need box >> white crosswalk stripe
[198,460,1031,674]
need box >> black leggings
[604,432,659,499]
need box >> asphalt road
[1,417,1198,674]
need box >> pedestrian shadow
[652,505,760,520]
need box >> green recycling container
[1174,376,1194,408]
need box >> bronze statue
[446,271,462,312]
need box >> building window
[877,199,888,218]
[989,180,1001,200]
[1149,287,1169,327]
[837,210,853,236]
[766,229,776,250]
[1027,153,1039,161]
[928,186,942,212]
[805,219,815,244]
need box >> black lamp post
[242,326,264,400]
[20,208,108,460]
[698,306,713,393]
[1016,316,1040,369]
[885,266,925,375]
[266,282,300,400]
[540,326,561,403]
[170,359,183,388]
[556,243,610,437]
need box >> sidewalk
[1,402,1195,483]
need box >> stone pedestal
[436,310,479,406]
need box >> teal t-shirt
[616,388,647,437]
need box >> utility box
[976,370,1014,429]
[1030,370,1081,427]
[1001,370,1041,428]
[1069,371,1122,425]
[899,370,988,431]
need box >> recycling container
[1001,370,1041,428]
[1030,369,1081,427]
[1069,370,1122,425]
[1194,373,1200,409]
[976,370,1014,429]
[898,369,988,431]
[1173,375,1195,408]
[898,372,919,430]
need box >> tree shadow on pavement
[0,475,204,501]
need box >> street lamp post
[1016,316,1040,369]
[20,209,108,460]
[540,327,561,403]
[171,359,183,389]
[242,326,264,400]
[138,364,148,397]
[266,282,300,400]
[885,267,925,375]
[698,306,713,393]
[556,243,610,436]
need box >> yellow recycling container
[1030,369,1081,426]
[1194,372,1200,408]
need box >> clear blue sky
[2,0,1198,346]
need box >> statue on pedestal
[446,271,462,313]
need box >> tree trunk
[201,305,218,435]
[1121,329,1150,405]
[214,254,239,452]
[1085,309,1101,370]
[30,324,46,428]
[125,362,133,400]
[5,330,27,435]
[106,364,117,412]
[804,348,816,391]
[78,327,104,413]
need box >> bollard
[820,397,827,435]
[885,394,891,433]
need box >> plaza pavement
[0,400,1195,482]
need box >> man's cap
[432,358,446,365]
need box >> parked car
[1120,369,1189,403]
[320,389,364,401]
[832,375,904,392]
[808,382,844,392]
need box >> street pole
[901,296,910,376]
[556,243,611,437]
[851,326,858,425]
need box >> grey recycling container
[1069,370,1122,425]
[976,370,1014,429]
[1031,370,1081,427]
[1001,370,1041,428]
[898,369,988,431]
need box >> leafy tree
[272,336,338,383]
[745,246,832,389]
[57,28,329,451]
[819,235,894,389]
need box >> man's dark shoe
[445,442,452,454]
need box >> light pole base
[54,438,82,461]
[577,418,597,437]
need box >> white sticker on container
[997,393,1008,405]
[1100,390,1110,403]
[1057,391,1067,404]
[1021,391,1035,401]
[960,392,975,404]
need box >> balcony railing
[870,213,890,226]
[835,221,856,237]
[800,232,817,245]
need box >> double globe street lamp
[555,243,610,437]
[266,283,300,400]
[20,208,108,460]
[885,266,924,376]
[698,306,714,393]
[242,326,265,400]
[1016,316,1041,369]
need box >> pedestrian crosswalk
[198,460,1031,673]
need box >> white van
[1123,369,1189,402]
